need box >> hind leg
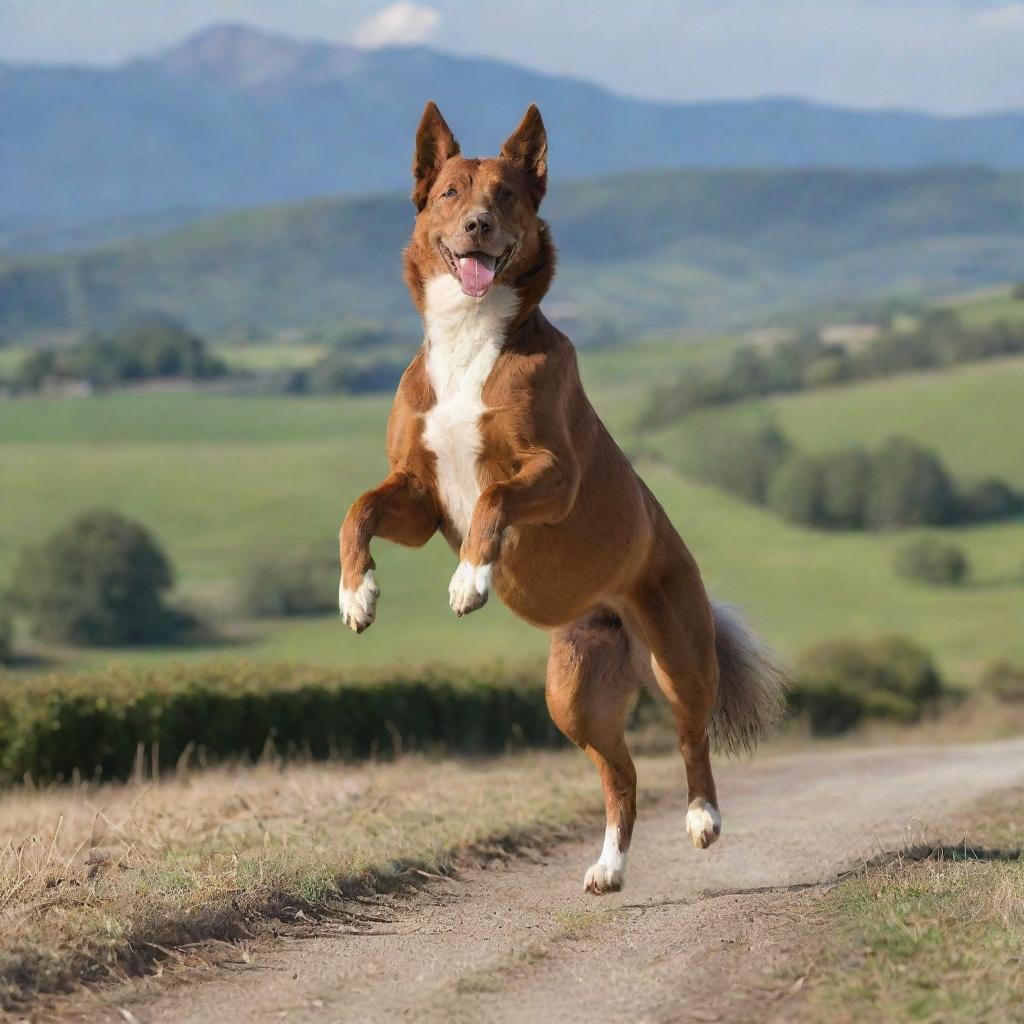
[546,611,642,894]
[627,552,722,849]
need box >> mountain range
[3,23,1024,235]
[2,165,1021,340]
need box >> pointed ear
[412,101,460,211]
[500,104,548,206]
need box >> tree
[893,538,970,586]
[819,447,871,529]
[13,350,57,392]
[13,320,225,393]
[768,455,827,526]
[10,510,178,645]
[865,437,957,529]
[699,423,791,505]
[958,478,1024,524]
[301,353,404,395]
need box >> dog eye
[442,187,458,198]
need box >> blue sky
[1,0,1022,114]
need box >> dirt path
[74,738,1024,1024]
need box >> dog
[338,102,784,894]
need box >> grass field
[939,284,1024,329]
[642,354,1024,674]
[0,391,547,670]
[0,344,30,376]
[803,785,1024,1024]
[214,341,327,372]
[0,336,740,673]
[1,327,1022,679]
[768,357,1024,487]
[649,355,1024,489]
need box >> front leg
[339,471,438,632]
[449,450,579,616]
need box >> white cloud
[352,2,440,48]
[973,1,1024,28]
[0,0,1022,113]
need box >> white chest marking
[421,275,520,540]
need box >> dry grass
[800,787,1024,1024]
[0,751,678,1010]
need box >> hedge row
[0,636,985,781]
[0,663,562,784]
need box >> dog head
[403,102,555,315]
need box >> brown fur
[339,103,784,893]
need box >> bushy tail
[710,602,788,755]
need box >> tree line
[4,319,408,397]
[11,320,227,393]
[641,309,1024,429]
[695,424,1023,531]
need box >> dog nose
[463,211,493,237]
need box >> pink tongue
[458,255,496,297]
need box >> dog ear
[412,101,460,211]
[500,104,548,206]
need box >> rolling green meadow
[5,24,1024,1019]
[2,291,1022,680]
[646,355,1024,489]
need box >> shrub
[865,437,958,529]
[791,636,944,735]
[1013,282,1024,301]
[893,538,970,586]
[768,455,827,527]
[978,661,1024,703]
[239,548,338,618]
[9,509,180,645]
[0,663,561,783]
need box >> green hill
[2,340,1022,678]
[2,166,1022,340]
[646,354,1024,491]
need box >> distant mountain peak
[148,22,361,89]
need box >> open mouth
[440,242,517,298]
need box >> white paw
[339,570,379,633]
[583,862,624,894]
[583,825,627,895]
[448,561,492,617]
[686,803,721,849]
